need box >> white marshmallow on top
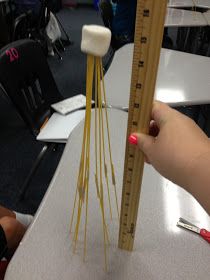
[81,25,111,57]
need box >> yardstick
[118,0,167,251]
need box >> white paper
[51,94,87,115]
[37,110,85,143]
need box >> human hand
[129,101,210,189]
[0,217,26,250]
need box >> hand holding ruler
[118,0,167,251]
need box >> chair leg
[19,143,55,200]
[54,14,72,45]
[58,39,65,51]
[53,44,62,60]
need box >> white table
[5,109,210,280]
[168,0,210,9]
[165,8,207,27]
[167,0,194,8]
[203,9,210,24]
[194,0,210,9]
[104,44,210,109]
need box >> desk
[165,8,207,27]
[165,8,207,53]
[203,9,210,24]
[104,44,210,109]
[5,109,210,280]
[167,0,194,8]
[194,0,210,9]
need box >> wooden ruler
[118,0,167,251]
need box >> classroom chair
[12,10,32,41]
[0,39,63,199]
[98,0,113,31]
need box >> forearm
[184,141,210,215]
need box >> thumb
[129,133,155,157]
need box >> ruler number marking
[138,61,144,68]
[140,36,147,43]
[127,223,135,239]
[136,83,142,89]
[143,9,150,17]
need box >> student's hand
[0,217,26,250]
[129,101,210,188]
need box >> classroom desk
[165,8,207,27]
[5,109,210,280]
[104,44,210,109]
[203,9,210,24]
[167,0,194,8]
[194,0,210,9]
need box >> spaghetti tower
[70,25,119,270]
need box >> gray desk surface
[105,44,210,109]
[168,0,210,9]
[203,10,210,24]
[5,109,210,280]
[195,0,210,9]
[165,8,207,27]
[167,0,194,8]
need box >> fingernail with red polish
[128,134,138,145]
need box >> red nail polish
[128,135,138,145]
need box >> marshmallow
[81,25,111,57]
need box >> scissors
[177,217,210,244]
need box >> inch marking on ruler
[118,0,167,251]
